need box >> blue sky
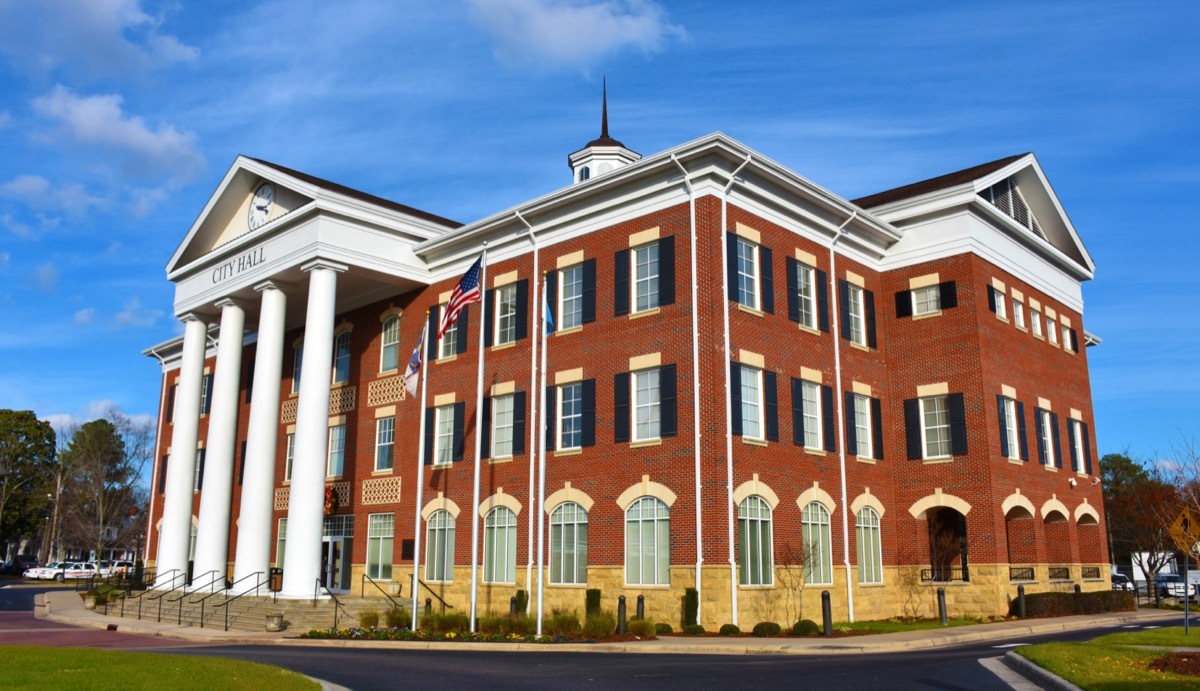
[0,0,1195,463]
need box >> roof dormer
[568,79,640,183]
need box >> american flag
[437,256,482,340]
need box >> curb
[1003,651,1084,691]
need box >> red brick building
[145,123,1106,626]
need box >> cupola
[568,79,640,183]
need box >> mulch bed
[1151,652,1200,677]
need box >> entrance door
[320,537,352,592]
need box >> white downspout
[827,211,858,622]
[720,154,753,626]
[515,211,539,614]
[670,154,705,626]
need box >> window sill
[435,355,457,364]
[1008,458,1024,465]
[1048,341,1061,349]
[547,582,589,589]
[488,456,514,465]
[922,456,953,464]
[857,582,888,588]
[326,475,343,481]
[378,368,399,377]
[629,307,661,320]
[737,584,775,590]
[490,342,516,352]
[1032,333,1045,341]
[431,463,453,470]
[796,323,821,336]
[331,381,349,389]
[624,583,671,590]
[854,456,876,465]
[736,303,764,317]
[742,437,768,447]
[555,326,582,337]
[849,342,871,353]
[1044,465,1058,472]
[554,448,583,457]
[371,468,394,476]
[631,438,662,449]
[1015,326,1028,333]
[912,310,942,321]
[804,448,826,457]
[995,316,1010,324]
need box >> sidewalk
[36,587,1185,655]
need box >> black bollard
[1074,583,1082,595]
[821,590,832,636]
[617,595,628,635]
[425,598,432,616]
[937,587,948,626]
[636,594,645,621]
[510,596,518,616]
[1017,585,1026,619]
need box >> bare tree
[775,540,811,624]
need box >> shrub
[655,622,673,635]
[752,622,781,637]
[583,610,617,639]
[628,619,657,638]
[683,624,706,635]
[514,589,528,614]
[1010,591,1135,618]
[358,609,380,628]
[718,623,740,636]
[585,589,602,616]
[421,610,471,632]
[543,608,582,637]
[792,619,820,636]
[383,606,410,629]
[683,587,699,627]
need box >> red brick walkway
[0,611,206,650]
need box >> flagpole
[469,242,488,632]
[536,271,550,636]
[410,319,429,630]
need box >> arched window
[333,331,352,384]
[483,507,517,584]
[625,496,669,586]
[425,510,455,582]
[738,495,773,585]
[380,317,400,372]
[579,166,591,181]
[550,502,588,585]
[855,507,882,584]
[802,502,832,585]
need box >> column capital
[214,297,246,311]
[178,312,207,325]
[301,258,348,274]
[254,279,294,293]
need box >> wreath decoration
[324,485,338,516]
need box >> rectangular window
[333,332,351,384]
[1047,316,1059,344]
[491,394,515,458]
[633,368,661,442]
[559,264,583,329]
[1071,420,1086,472]
[740,365,763,440]
[847,284,866,345]
[375,417,394,471]
[200,374,212,415]
[292,345,303,394]
[327,424,346,477]
[367,513,394,580]
[1031,309,1043,336]
[920,396,952,458]
[380,318,400,372]
[795,261,816,328]
[995,291,1008,320]
[558,383,583,450]
[193,449,205,491]
[735,238,759,309]
[435,404,455,465]
[1013,299,1026,329]
[1062,325,1073,352]
[802,380,821,450]
[494,283,517,345]
[1003,398,1019,460]
[275,518,287,568]
[438,303,458,359]
[1041,410,1055,467]
[853,394,872,458]
[912,285,940,316]
[633,242,660,312]
[285,433,295,481]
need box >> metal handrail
[205,571,267,631]
[360,573,402,611]
[166,570,219,625]
[314,578,346,630]
[144,570,187,623]
[416,578,454,612]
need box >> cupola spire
[569,78,641,183]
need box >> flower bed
[299,626,650,643]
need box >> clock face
[248,182,275,230]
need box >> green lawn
[0,646,318,690]
[1093,625,1200,648]
[835,617,983,634]
[1017,629,1200,690]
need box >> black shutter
[871,397,884,460]
[581,258,597,324]
[659,236,675,306]
[167,384,177,423]
[786,257,801,323]
[424,407,435,465]
[480,396,492,459]
[581,379,596,447]
[203,374,214,414]
[1051,412,1062,469]
[427,308,439,359]
[614,249,630,316]
[844,391,858,454]
[791,378,804,446]
[1070,328,1079,352]
[760,244,774,314]
[1083,421,1093,475]
[455,306,469,355]
[1016,401,1029,461]
[614,372,630,443]
[730,363,743,437]
[238,440,247,486]
[895,290,912,318]
[949,393,968,456]
[904,399,922,460]
[196,449,206,490]
[997,395,1009,458]
[545,386,556,452]
[725,232,739,302]
[1035,409,1046,465]
[512,391,526,455]
[515,279,529,341]
[838,279,851,340]
[987,286,997,313]
[816,270,830,332]
[864,289,877,348]
[158,455,168,494]
[1068,419,1078,472]
[660,364,677,438]
[245,359,255,404]
[452,401,466,462]
[940,281,958,309]
[764,371,778,442]
[545,269,558,329]
[822,385,836,452]
[483,289,494,348]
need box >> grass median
[2,646,318,690]
[1017,626,1200,689]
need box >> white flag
[404,324,426,397]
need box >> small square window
[912,286,940,316]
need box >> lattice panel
[274,487,289,511]
[367,376,406,407]
[360,477,402,505]
[280,398,298,424]
[331,481,351,508]
[330,386,357,414]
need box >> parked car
[1111,574,1133,591]
[22,561,62,579]
[111,561,134,577]
[53,562,98,582]
[5,555,39,574]
[1154,573,1195,599]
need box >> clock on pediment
[247,182,275,230]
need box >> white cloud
[1,213,33,238]
[74,307,96,324]
[0,0,198,77]
[113,296,162,327]
[42,412,82,433]
[32,85,205,185]
[466,0,685,69]
[33,262,57,292]
[0,173,102,216]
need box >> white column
[192,298,245,588]
[232,281,288,591]
[156,315,208,588]
[280,260,345,599]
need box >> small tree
[0,410,57,556]
[775,541,810,624]
[1101,452,1180,584]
